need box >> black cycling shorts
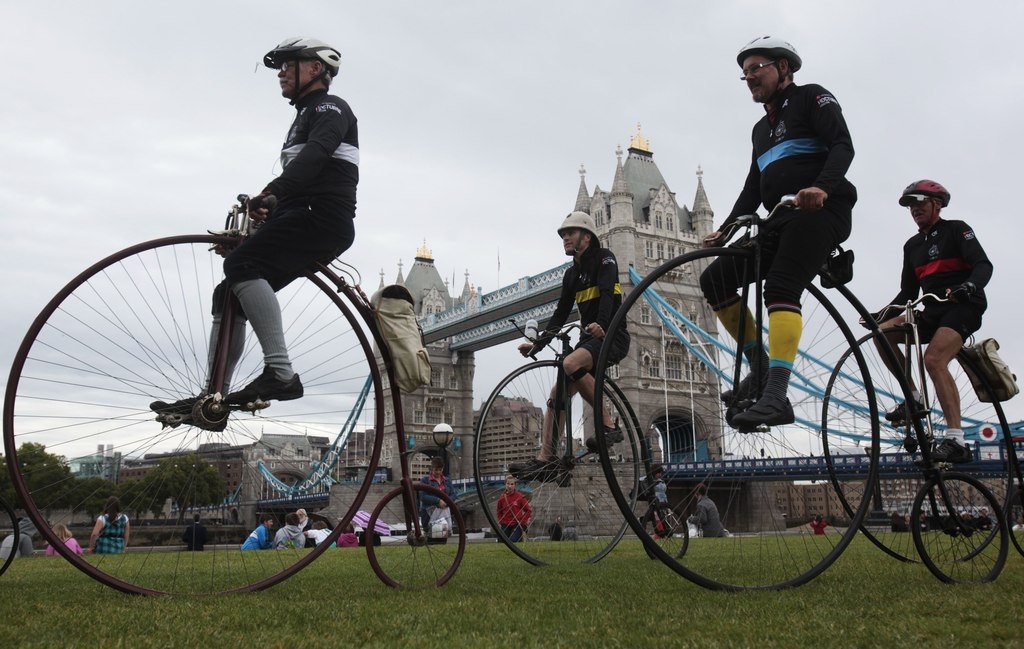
[577,329,630,372]
[223,205,355,289]
[917,302,984,343]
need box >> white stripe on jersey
[280,142,360,169]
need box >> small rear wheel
[0,496,18,577]
[365,483,465,589]
[911,471,1007,584]
[641,503,689,560]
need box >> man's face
[906,197,941,231]
[741,55,782,104]
[277,59,321,98]
[504,479,516,493]
[561,228,588,256]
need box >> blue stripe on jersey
[756,138,827,172]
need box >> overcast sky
[3,1,1022,422]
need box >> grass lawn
[1,538,1021,649]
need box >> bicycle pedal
[737,423,770,434]
[155,413,188,429]
[241,398,272,412]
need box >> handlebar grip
[249,194,277,212]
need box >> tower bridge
[419,261,573,351]
[255,127,1022,530]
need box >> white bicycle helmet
[558,211,598,241]
[264,37,342,77]
[737,36,802,72]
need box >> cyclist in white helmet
[510,212,631,482]
[151,37,358,420]
[701,36,857,431]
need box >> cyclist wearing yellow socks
[701,36,857,429]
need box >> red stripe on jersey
[915,258,970,279]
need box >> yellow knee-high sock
[763,309,802,401]
[716,301,758,353]
[767,310,802,369]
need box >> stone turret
[605,145,637,270]
[691,166,715,239]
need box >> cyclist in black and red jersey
[151,37,358,421]
[510,212,631,481]
[872,180,993,463]
[701,36,856,430]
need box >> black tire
[2,235,384,595]
[824,329,1020,562]
[365,483,466,588]
[0,496,18,576]
[595,246,878,590]
[473,361,641,565]
[641,502,689,560]
[911,471,1007,584]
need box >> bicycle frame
[861,293,1015,545]
[520,320,628,465]
[205,197,440,549]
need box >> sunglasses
[902,194,933,206]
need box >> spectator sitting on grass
[337,522,359,548]
[241,516,275,551]
[274,512,305,549]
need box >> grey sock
[232,279,293,380]
[763,366,791,402]
[208,315,248,391]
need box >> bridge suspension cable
[256,374,374,496]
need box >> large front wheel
[823,328,1020,563]
[595,246,878,590]
[473,361,641,565]
[3,235,385,595]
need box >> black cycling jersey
[723,82,856,230]
[263,89,359,217]
[890,217,993,309]
[543,246,624,336]
[704,81,856,309]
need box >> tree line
[1,443,225,524]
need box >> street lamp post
[432,423,454,475]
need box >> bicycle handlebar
[862,293,950,327]
[709,195,797,246]
[510,319,581,360]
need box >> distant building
[376,125,721,476]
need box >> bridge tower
[376,242,478,482]
[579,125,726,464]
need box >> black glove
[248,192,277,213]
[949,281,976,303]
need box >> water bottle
[525,319,538,341]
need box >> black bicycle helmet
[899,180,950,207]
